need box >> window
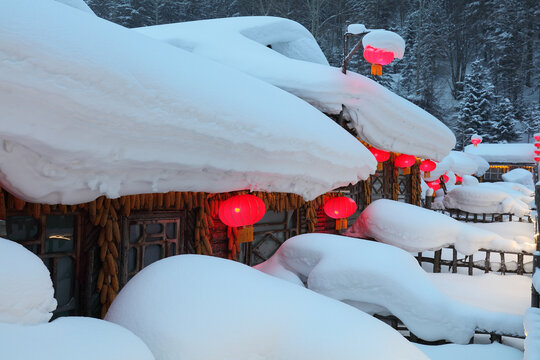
[119,212,190,286]
[6,215,78,318]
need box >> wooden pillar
[532,183,540,307]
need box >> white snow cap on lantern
[362,30,405,59]
[471,134,483,141]
[347,24,367,35]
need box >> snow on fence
[435,208,533,224]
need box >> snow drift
[502,168,534,189]
[0,317,155,360]
[136,17,456,161]
[0,238,56,324]
[443,180,534,217]
[106,255,429,360]
[425,151,489,181]
[417,342,523,360]
[256,234,525,343]
[0,0,376,204]
[345,199,529,253]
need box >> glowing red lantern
[441,173,449,183]
[535,133,540,141]
[363,45,394,76]
[426,181,440,192]
[219,194,266,243]
[323,196,357,231]
[419,159,437,178]
[395,154,416,175]
[535,150,540,155]
[455,175,463,185]
[535,143,540,148]
[535,157,540,163]
[369,147,390,171]
[471,137,482,147]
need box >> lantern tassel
[371,64,382,76]
[377,163,383,171]
[237,225,254,243]
[424,171,430,178]
[402,167,411,175]
[335,218,347,231]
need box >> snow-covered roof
[464,143,535,164]
[135,17,456,161]
[0,0,377,204]
[425,151,489,181]
[54,0,95,15]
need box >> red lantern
[419,159,437,178]
[535,143,540,148]
[535,157,540,163]
[395,154,416,175]
[471,137,482,147]
[363,45,394,76]
[219,194,266,243]
[324,196,357,231]
[535,134,540,141]
[455,175,463,185]
[369,147,390,171]
[441,173,449,183]
[426,181,440,192]
[535,150,540,155]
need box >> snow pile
[429,273,530,315]
[136,17,455,161]
[469,222,535,253]
[106,255,429,360]
[525,307,540,360]
[362,29,406,59]
[0,317,155,360]
[54,0,95,15]
[443,181,534,216]
[465,143,535,164]
[0,238,56,324]
[0,0,376,204]
[417,343,523,360]
[345,199,528,253]
[256,234,525,343]
[425,151,489,181]
[503,168,534,189]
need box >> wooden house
[0,1,454,321]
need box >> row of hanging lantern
[218,193,358,240]
[535,133,540,164]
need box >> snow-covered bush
[106,254,429,360]
[502,168,534,190]
[0,238,56,324]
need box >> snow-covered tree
[490,98,518,143]
[456,60,495,148]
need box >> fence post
[532,183,540,307]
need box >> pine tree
[456,60,495,148]
[491,98,518,143]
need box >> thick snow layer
[417,343,523,360]
[0,238,56,324]
[54,0,95,14]
[256,234,525,342]
[425,151,489,181]
[0,317,155,360]
[465,143,535,164]
[362,29,405,59]
[345,199,528,253]
[0,0,377,204]
[443,181,534,217]
[106,255,428,360]
[136,17,455,161]
[503,168,535,189]
[525,307,540,360]
[347,23,367,34]
[468,222,535,253]
[429,273,530,315]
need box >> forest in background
[85,0,539,149]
